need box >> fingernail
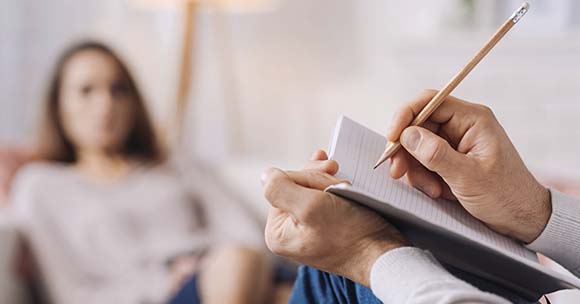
[401,128,420,152]
[260,172,267,185]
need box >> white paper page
[328,115,538,262]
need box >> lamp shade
[128,0,277,13]
[205,0,276,13]
[128,0,187,10]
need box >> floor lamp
[175,0,197,143]
[131,0,276,152]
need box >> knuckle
[263,180,275,200]
[303,159,334,172]
[324,160,339,173]
[263,169,285,201]
[263,183,277,203]
[477,105,500,127]
[311,171,335,187]
[477,104,495,118]
[319,171,334,180]
[310,161,333,174]
[421,89,438,98]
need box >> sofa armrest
[0,210,25,304]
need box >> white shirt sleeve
[370,189,580,303]
[370,247,510,303]
[526,189,580,276]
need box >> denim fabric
[168,274,200,304]
[290,265,539,304]
[167,262,296,304]
[289,266,382,304]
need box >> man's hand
[387,90,551,243]
[262,150,409,287]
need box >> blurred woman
[10,42,283,304]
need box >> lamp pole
[175,0,197,143]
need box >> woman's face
[59,50,135,155]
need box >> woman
[10,42,285,304]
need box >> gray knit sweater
[370,189,580,303]
[10,161,262,304]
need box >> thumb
[400,126,467,179]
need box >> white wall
[0,0,580,175]
[187,0,580,178]
[2,0,580,178]
[0,0,180,144]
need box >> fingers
[302,159,339,175]
[285,170,350,190]
[262,167,349,220]
[405,159,443,198]
[386,89,479,144]
[262,168,319,218]
[439,179,457,201]
[303,149,338,175]
[387,89,438,142]
[310,149,328,161]
[400,126,470,180]
[390,122,439,180]
[391,149,458,200]
[389,149,409,179]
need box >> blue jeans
[168,274,200,304]
[289,266,381,304]
[168,263,297,304]
[290,265,538,304]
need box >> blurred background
[1,0,580,302]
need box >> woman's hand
[167,255,200,295]
[262,150,409,287]
[387,90,551,243]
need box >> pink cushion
[0,146,35,205]
[539,176,580,199]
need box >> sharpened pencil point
[373,159,386,170]
[373,142,398,170]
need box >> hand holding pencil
[371,2,551,243]
[373,1,530,169]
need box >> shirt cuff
[370,247,459,303]
[526,189,580,274]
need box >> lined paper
[329,115,538,262]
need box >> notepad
[325,115,580,299]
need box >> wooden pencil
[373,2,530,170]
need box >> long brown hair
[38,41,164,164]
